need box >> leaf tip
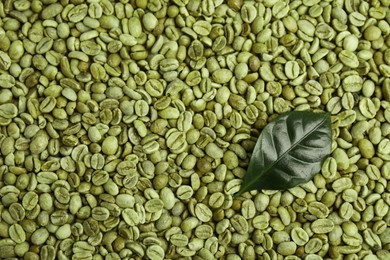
[233,189,244,198]
[233,187,247,199]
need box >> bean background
[0,0,390,259]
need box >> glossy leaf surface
[235,111,332,197]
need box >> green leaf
[235,111,332,197]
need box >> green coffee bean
[277,241,297,256]
[291,227,309,246]
[0,51,12,70]
[9,224,26,243]
[305,238,323,254]
[195,203,212,222]
[31,228,49,245]
[311,219,334,233]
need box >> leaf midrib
[237,115,329,195]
